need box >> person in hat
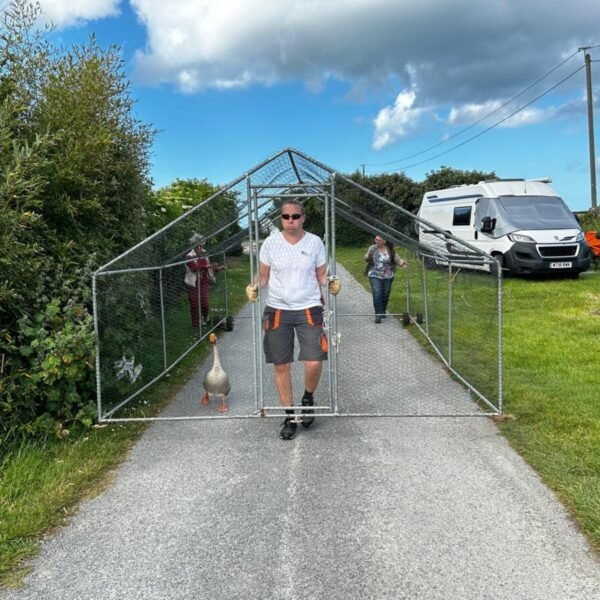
[184,233,224,329]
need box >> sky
[24,0,600,211]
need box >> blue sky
[35,0,600,211]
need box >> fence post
[421,257,430,337]
[222,251,229,322]
[330,174,339,415]
[93,273,103,421]
[497,261,504,413]
[159,267,168,370]
[448,262,453,367]
[247,176,260,414]
[405,255,411,316]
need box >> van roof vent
[482,178,525,183]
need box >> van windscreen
[498,196,578,230]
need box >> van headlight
[508,232,535,243]
[575,231,584,242]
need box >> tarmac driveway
[2,267,598,600]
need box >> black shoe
[301,394,315,428]
[375,316,382,324]
[280,417,297,440]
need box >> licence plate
[549,261,572,269]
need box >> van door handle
[474,231,478,240]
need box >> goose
[201,333,230,413]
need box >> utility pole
[580,47,597,208]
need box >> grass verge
[0,339,212,588]
[0,256,249,588]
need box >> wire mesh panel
[328,171,501,415]
[94,250,242,420]
[93,148,502,422]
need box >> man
[246,201,341,440]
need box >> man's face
[280,204,304,232]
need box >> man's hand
[328,277,341,296]
[246,284,259,302]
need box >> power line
[373,64,585,175]
[365,49,582,169]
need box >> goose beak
[209,333,217,344]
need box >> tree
[34,38,155,262]
[0,0,155,442]
[421,166,496,193]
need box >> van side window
[453,206,472,226]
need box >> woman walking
[364,236,407,323]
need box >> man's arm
[259,262,270,288]
[316,264,327,287]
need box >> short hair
[281,200,304,214]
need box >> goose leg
[218,394,228,413]
[201,392,210,405]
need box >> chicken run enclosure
[93,149,503,422]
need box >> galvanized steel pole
[582,49,597,208]
[159,267,167,370]
[92,274,103,421]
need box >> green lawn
[496,274,600,549]
[1,249,599,587]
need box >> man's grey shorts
[262,306,328,365]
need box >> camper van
[417,178,591,276]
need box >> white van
[417,178,591,276]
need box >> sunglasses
[281,213,303,220]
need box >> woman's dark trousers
[369,276,393,317]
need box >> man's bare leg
[304,360,322,393]
[273,363,293,407]
[301,360,322,428]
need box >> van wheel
[424,256,437,270]
[491,254,506,277]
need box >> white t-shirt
[260,230,326,310]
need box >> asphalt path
[3,266,598,599]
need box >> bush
[0,1,153,444]
[578,207,600,231]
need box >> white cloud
[448,100,551,128]
[37,0,121,28]
[41,1,600,149]
[127,1,600,97]
[446,92,593,132]
[372,88,424,150]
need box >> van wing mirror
[481,216,496,233]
